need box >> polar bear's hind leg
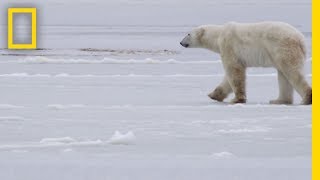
[279,65,312,105]
[270,70,294,104]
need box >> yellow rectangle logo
[8,8,37,49]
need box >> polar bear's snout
[180,34,191,48]
[180,41,189,48]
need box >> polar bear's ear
[197,28,205,40]
[197,27,205,42]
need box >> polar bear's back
[227,21,303,39]
[221,21,306,67]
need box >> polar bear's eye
[188,34,190,36]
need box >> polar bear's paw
[269,99,293,105]
[301,89,312,105]
[208,87,227,102]
[231,97,246,104]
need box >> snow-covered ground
[0,0,311,180]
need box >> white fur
[180,22,311,104]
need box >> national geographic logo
[7,8,37,49]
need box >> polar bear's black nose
[180,42,189,48]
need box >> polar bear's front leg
[208,76,232,102]
[224,63,247,104]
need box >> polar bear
[180,22,311,105]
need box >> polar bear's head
[180,27,205,48]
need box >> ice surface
[210,152,235,159]
[40,137,76,144]
[15,56,218,64]
[0,0,311,180]
[108,131,136,145]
